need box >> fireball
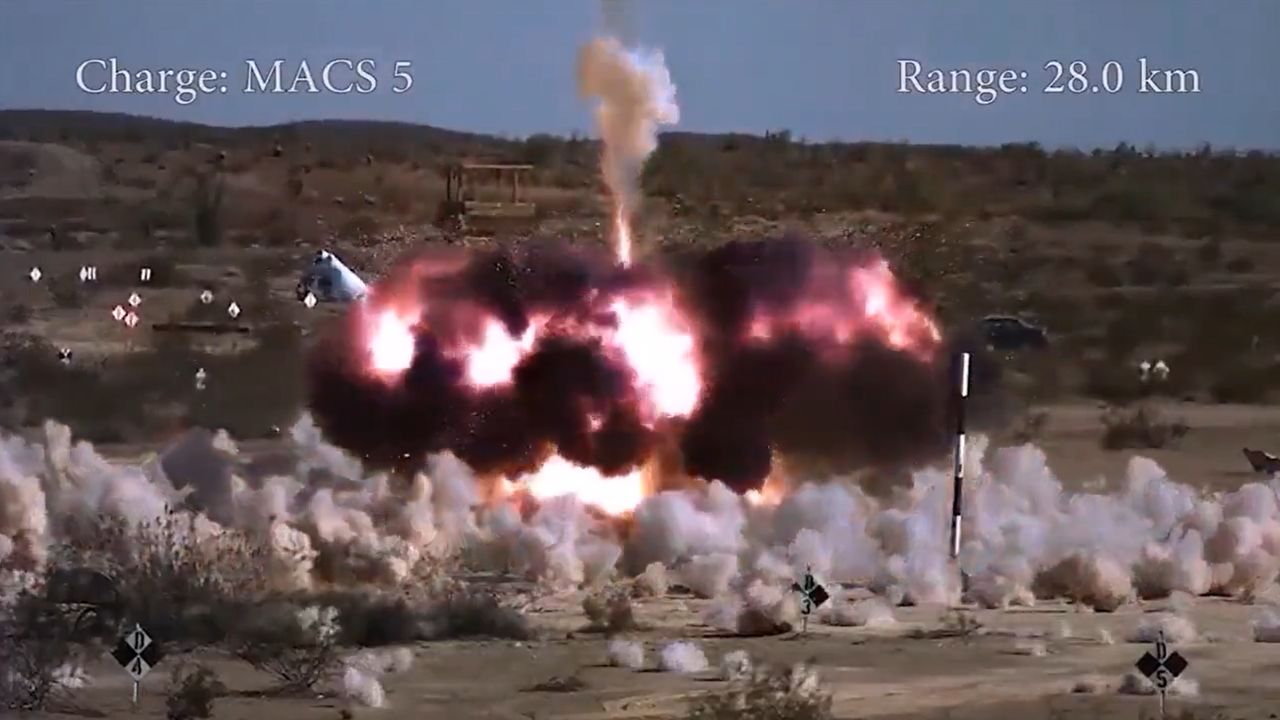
[310,34,950,518]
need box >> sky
[0,0,1276,150]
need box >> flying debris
[297,250,370,304]
[1243,447,1280,475]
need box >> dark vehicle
[979,315,1048,351]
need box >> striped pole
[949,351,971,560]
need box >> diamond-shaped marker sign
[28,267,41,283]
[111,624,163,682]
[1135,628,1188,694]
[124,312,139,329]
[302,292,317,309]
[195,368,207,390]
[128,292,142,307]
[139,267,152,283]
[227,302,240,319]
[58,348,72,365]
[791,571,830,615]
[199,290,213,305]
[79,266,97,282]
[111,305,127,322]
[790,566,829,634]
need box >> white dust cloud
[3,417,1280,635]
[658,640,708,673]
[606,638,645,669]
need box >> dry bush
[525,674,587,693]
[425,586,532,640]
[907,609,985,643]
[685,662,832,720]
[48,274,87,309]
[0,637,77,711]
[1100,403,1190,450]
[165,661,226,720]
[4,301,33,325]
[191,172,225,247]
[582,586,637,635]
[1125,241,1188,287]
[237,637,339,694]
[303,591,432,647]
[234,605,342,694]
[0,605,81,713]
[54,513,269,648]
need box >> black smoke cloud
[306,238,1003,493]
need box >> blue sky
[1,0,1276,150]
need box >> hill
[1,109,1278,443]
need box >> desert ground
[3,110,1280,720]
[39,595,1280,720]
[7,403,1280,720]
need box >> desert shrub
[54,514,269,648]
[525,674,587,693]
[48,275,87,309]
[165,662,226,720]
[306,592,429,647]
[1125,241,1187,286]
[234,605,342,693]
[0,614,80,712]
[907,609,985,642]
[192,172,225,247]
[686,662,832,720]
[5,301,33,324]
[582,586,637,635]
[426,587,532,640]
[262,207,299,247]
[1100,404,1190,450]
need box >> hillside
[1,109,1279,442]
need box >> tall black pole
[949,351,971,560]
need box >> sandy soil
[24,403,1280,720]
[38,596,1280,720]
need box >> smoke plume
[577,35,679,262]
[305,238,962,496]
[4,415,1280,624]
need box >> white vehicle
[296,250,369,303]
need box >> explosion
[308,237,951,514]
[306,33,952,515]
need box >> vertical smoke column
[576,31,679,265]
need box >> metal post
[949,352,971,560]
[132,681,139,706]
